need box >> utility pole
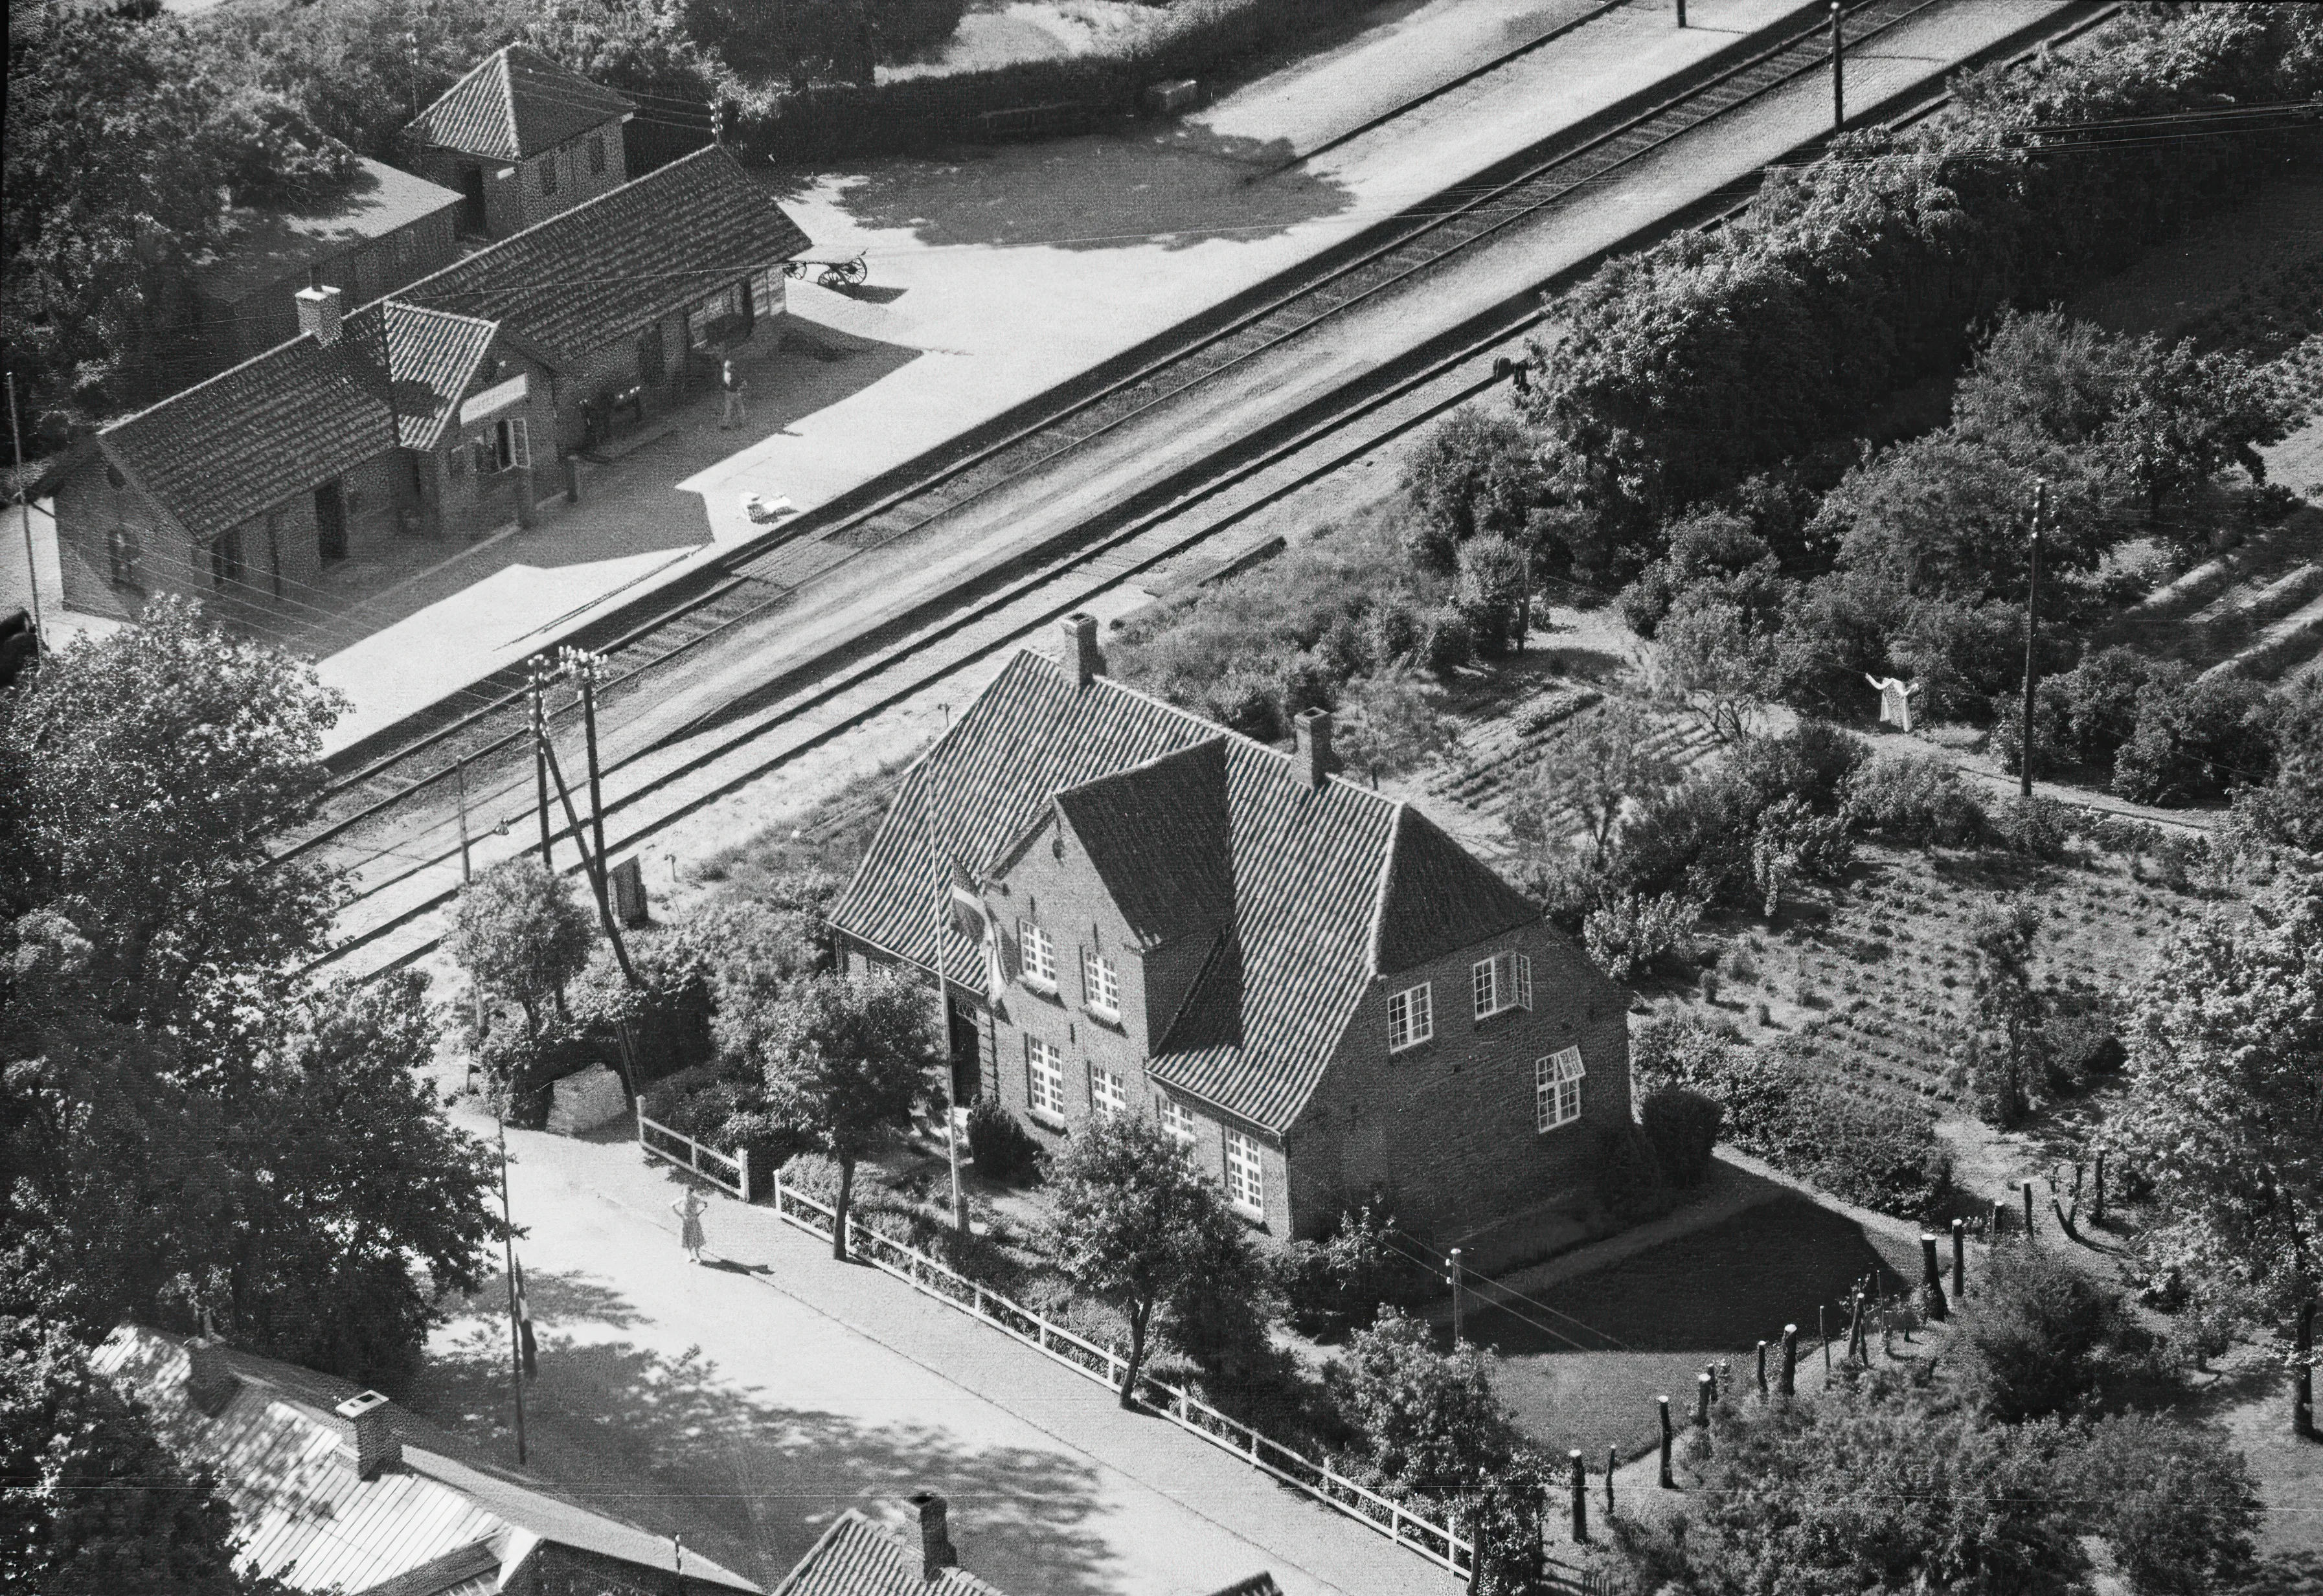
[560,647,611,888]
[8,373,41,644]
[1675,0,1685,27]
[2020,478,2047,798]
[497,1113,528,1465]
[529,660,554,869]
[1830,2,1845,129]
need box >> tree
[2068,1413,2261,1596]
[1506,700,1675,857]
[2227,673,2323,853]
[758,974,938,1261]
[1453,534,1530,658]
[0,1318,271,1596]
[1953,1243,2134,1422]
[1399,410,1545,576]
[1966,896,2049,1128]
[1047,1112,1251,1409]
[1653,589,1780,745]
[446,859,595,1035]
[1330,1307,1521,1499]
[2109,880,2323,1424]
[1334,666,1458,788]
[0,598,345,1028]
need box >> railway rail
[288,0,2109,976]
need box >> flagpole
[498,1112,528,1465]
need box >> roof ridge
[100,327,335,435]
[1365,801,1406,979]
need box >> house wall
[198,205,464,370]
[1286,923,1631,1256]
[548,273,788,456]
[412,118,629,241]
[430,341,558,537]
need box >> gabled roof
[772,1512,1008,1596]
[91,1325,762,1596]
[100,321,397,545]
[394,145,812,366]
[828,648,1548,1134]
[377,302,502,449]
[195,159,463,302]
[402,45,634,163]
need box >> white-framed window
[1018,921,1056,988]
[477,416,530,476]
[1089,1063,1127,1116]
[1158,1096,1198,1151]
[1082,948,1120,1019]
[1387,982,1433,1052]
[1224,1128,1265,1217]
[1473,950,1533,1021]
[1535,1047,1585,1133]
[1026,1035,1065,1121]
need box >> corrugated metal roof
[402,45,634,162]
[396,146,811,367]
[771,1512,1007,1596]
[91,1327,763,1595]
[828,649,1550,1133]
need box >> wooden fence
[766,1167,1475,1576]
[636,1107,749,1200]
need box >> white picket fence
[636,1107,750,1200]
[765,1166,1475,1576]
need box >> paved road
[406,1112,1465,1596]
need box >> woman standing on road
[674,1188,708,1263]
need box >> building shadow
[828,126,1354,253]
[409,1268,1121,1596]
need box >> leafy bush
[1328,1307,1522,1500]
[1583,892,1699,982]
[2068,1412,2262,1596]
[1418,607,1475,676]
[1638,1086,1721,1187]
[1273,1202,1409,1338]
[966,1097,1041,1186]
[1842,753,1986,846]
[1401,410,1545,575]
[2110,669,2278,806]
[1953,1243,2138,1421]
[477,1017,598,1127]
[1991,795,2072,861]
[1771,1072,1955,1219]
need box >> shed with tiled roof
[402,46,638,240]
[829,615,1636,1264]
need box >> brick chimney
[1060,614,1104,690]
[295,285,343,347]
[909,1491,958,1581]
[1292,708,1333,790]
[335,1391,400,1480]
[184,1338,237,1418]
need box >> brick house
[828,617,1634,1264]
[191,157,464,371]
[401,45,636,240]
[43,146,809,624]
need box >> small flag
[947,861,985,943]
[514,1257,538,1380]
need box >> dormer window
[1387,982,1433,1052]
[1018,921,1056,989]
[1473,951,1532,1021]
[1082,948,1120,1020]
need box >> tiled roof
[100,323,397,544]
[91,1326,762,1595]
[402,45,633,162]
[828,648,1549,1134]
[196,159,463,302]
[374,302,501,449]
[771,1513,1008,1596]
[395,145,811,366]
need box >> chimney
[335,1391,401,1480]
[1292,708,1333,790]
[295,285,343,346]
[184,1338,237,1418]
[909,1491,958,1581]
[1060,613,1103,690]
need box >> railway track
[291,0,2105,976]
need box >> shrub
[1991,795,2072,861]
[1609,773,1753,905]
[1842,753,1986,846]
[966,1097,1041,1186]
[2111,669,2278,806]
[1583,892,1700,982]
[1773,1074,1954,1219]
[1401,410,1545,575]
[2069,1413,2262,1596]
[1638,1086,1722,1187]
[1274,1201,1407,1338]
[1418,607,1474,676]
[1953,1243,2135,1421]
[478,1017,597,1128]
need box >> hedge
[1522,3,2323,572]
[730,0,1346,166]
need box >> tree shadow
[409,1268,1122,1596]
[825,126,1354,252]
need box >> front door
[459,165,487,234]
[637,321,665,387]
[315,480,347,564]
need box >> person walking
[674,1188,708,1263]
[719,358,747,431]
